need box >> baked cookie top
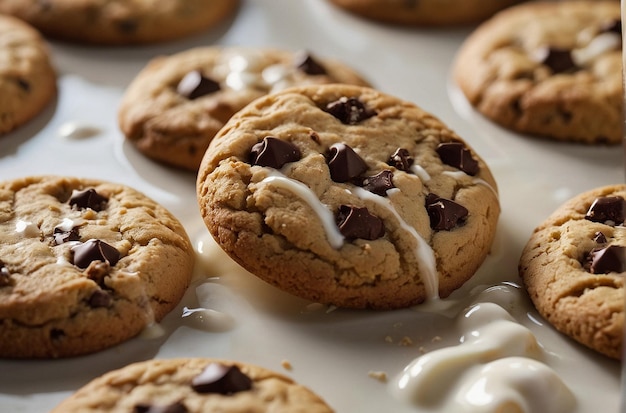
[519,184,625,359]
[0,176,194,358]
[0,0,239,45]
[197,84,500,310]
[453,1,622,144]
[52,358,334,413]
[0,14,56,134]
[118,47,371,171]
[327,0,523,26]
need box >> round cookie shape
[327,0,523,26]
[0,176,194,358]
[51,358,334,413]
[453,1,622,144]
[519,184,626,360]
[118,47,371,171]
[0,0,239,45]
[0,14,56,135]
[197,84,500,310]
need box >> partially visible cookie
[51,358,335,413]
[0,0,239,45]
[0,14,56,134]
[519,185,625,359]
[0,176,194,358]
[118,47,371,171]
[453,1,622,144]
[327,0,523,26]
[197,84,500,310]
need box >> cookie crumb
[419,346,427,354]
[398,336,413,346]
[431,335,442,343]
[368,371,387,382]
[384,335,393,343]
[281,360,292,370]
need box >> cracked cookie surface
[197,84,500,309]
[453,1,622,144]
[0,176,194,358]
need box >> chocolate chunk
[294,52,327,75]
[600,19,621,35]
[16,78,30,92]
[50,328,65,341]
[69,188,107,211]
[0,261,10,287]
[587,245,626,274]
[327,143,368,182]
[585,196,626,225]
[593,231,607,244]
[134,402,188,413]
[425,193,468,231]
[72,239,120,269]
[388,148,414,172]
[177,70,220,100]
[117,19,138,34]
[53,227,80,245]
[336,205,385,240]
[436,142,479,176]
[88,289,112,308]
[191,363,253,394]
[324,97,376,124]
[536,46,577,73]
[250,136,301,169]
[360,170,395,196]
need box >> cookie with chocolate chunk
[118,47,371,171]
[0,14,56,134]
[327,0,523,26]
[197,84,500,310]
[52,358,334,413]
[0,0,239,45]
[0,176,194,358]
[453,1,622,144]
[519,185,625,359]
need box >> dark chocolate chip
[436,142,479,176]
[536,46,577,73]
[134,402,188,413]
[593,231,607,244]
[327,143,368,182]
[117,19,138,34]
[250,136,301,169]
[388,148,414,172]
[585,196,626,225]
[600,19,621,35]
[294,52,327,75]
[69,188,108,211]
[72,239,120,269]
[360,170,395,196]
[191,363,253,395]
[324,97,376,124]
[88,289,112,308]
[336,205,385,240]
[50,328,65,341]
[425,193,468,231]
[53,227,80,245]
[587,245,626,274]
[16,78,30,92]
[0,261,10,287]
[177,70,221,100]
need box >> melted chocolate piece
[593,231,607,244]
[585,196,626,225]
[536,46,577,73]
[177,70,220,100]
[587,245,626,274]
[436,142,479,176]
[336,205,385,240]
[250,136,301,169]
[425,193,468,231]
[191,363,253,395]
[324,97,376,124]
[88,289,112,308]
[72,239,120,269]
[360,170,395,196]
[0,261,10,287]
[69,188,107,211]
[327,143,368,182]
[53,227,80,245]
[134,402,188,413]
[294,52,327,75]
[388,148,414,172]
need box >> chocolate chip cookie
[0,176,194,358]
[52,358,334,412]
[0,0,239,45]
[453,1,622,144]
[327,0,523,26]
[197,84,500,310]
[0,14,56,134]
[118,47,371,171]
[519,185,625,359]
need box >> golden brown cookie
[51,358,334,413]
[453,1,622,144]
[519,184,625,359]
[197,84,500,310]
[0,176,194,358]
